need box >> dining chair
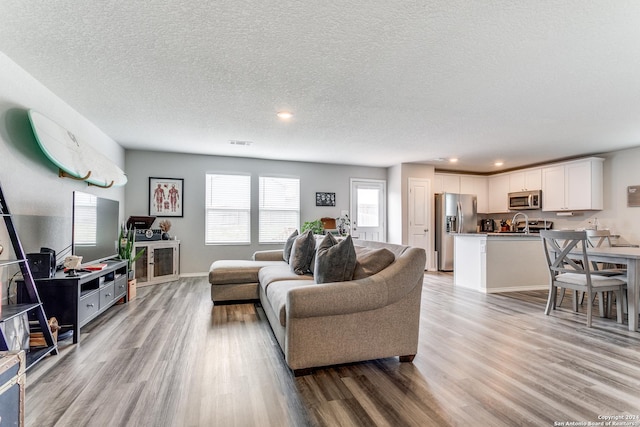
[586,228,638,268]
[585,229,631,314]
[553,233,611,316]
[585,229,614,248]
[540,230,627,327]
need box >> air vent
[229,140,253,146]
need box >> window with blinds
[74,192,97,245]
[259,176,300,243]
[205,174,251,244]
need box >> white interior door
[350,179,386,242]
[408,178,431,270]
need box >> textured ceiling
[2,1,640,172]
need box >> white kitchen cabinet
[460,175,489,213]
[509,168,541,192]
[434,173,460,194]
[488,174,510,213]
[435,173,488,213]
[541,158,603,211]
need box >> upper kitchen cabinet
[509,168,541,192]
[433,173,461,194]
[434,173,489,213]
[488,174,510,213]
[460,175,489,213]
[541,158,604,211]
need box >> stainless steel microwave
[508,190,541,210]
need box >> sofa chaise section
[209,258,285,302]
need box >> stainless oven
[508,190,541,210]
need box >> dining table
[583,246,640,332]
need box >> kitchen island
[453,233,549,293]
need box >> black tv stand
[19,259,128,344]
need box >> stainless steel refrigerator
[435,193,478,271]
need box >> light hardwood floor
[24,273,640,426]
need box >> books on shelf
[85,263,107,271]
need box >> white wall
[0,53,126,303]
[387,164,403,244]
[583,148,640,242]
[124,150,387,275]
[387,163,436,246]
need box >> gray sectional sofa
[208,236,426,375]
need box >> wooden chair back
[585,229,612,248]
[540,230,591,278]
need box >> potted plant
[159,219,172,240]
[301,219,324,235]
[118,224,146,279]
[336,214,350,236]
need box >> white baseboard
[485,285,547,293]
[179,272,208,278]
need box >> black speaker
[40,247,56,270]
[27,252,55,279]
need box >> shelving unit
[134,240,180,286]
[0,183,58,370]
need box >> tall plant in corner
[119,224,145,279]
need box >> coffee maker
[480,219,495,232]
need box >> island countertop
[456,232,543,238]
[453,233,548,293]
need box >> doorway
[408,177,431,270]
[350,178,386,241]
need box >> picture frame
[316,192,336,207]
[149,177,183,217]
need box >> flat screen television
[72,191,120,265]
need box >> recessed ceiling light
[494,161,504,167]
[449,158,458,163]
[276,111,293,120]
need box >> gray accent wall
[125,150,387,275]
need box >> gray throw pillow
[308,234,324,275]
[352,246,395,280]
[314,234,357,284]
[283,230,299,263]
[289,230,316,275]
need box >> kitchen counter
[458,232,542,238]
[453,233,548,293]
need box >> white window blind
[259,176,300,243]
[205,174,251,244]
[74,192,97,245]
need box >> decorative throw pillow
[352,246,395,280]
[314,234,357,284]
[283,230,299,263]
[308,235,323,275]
[289,230,316,275]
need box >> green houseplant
[118,224,146,279]
[301,219,324,235]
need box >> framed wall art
[316,192,336,207]
[149,177,183,217]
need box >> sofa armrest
[253,249,284,261]
[286,246,425,319]
[287,277,389,319]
